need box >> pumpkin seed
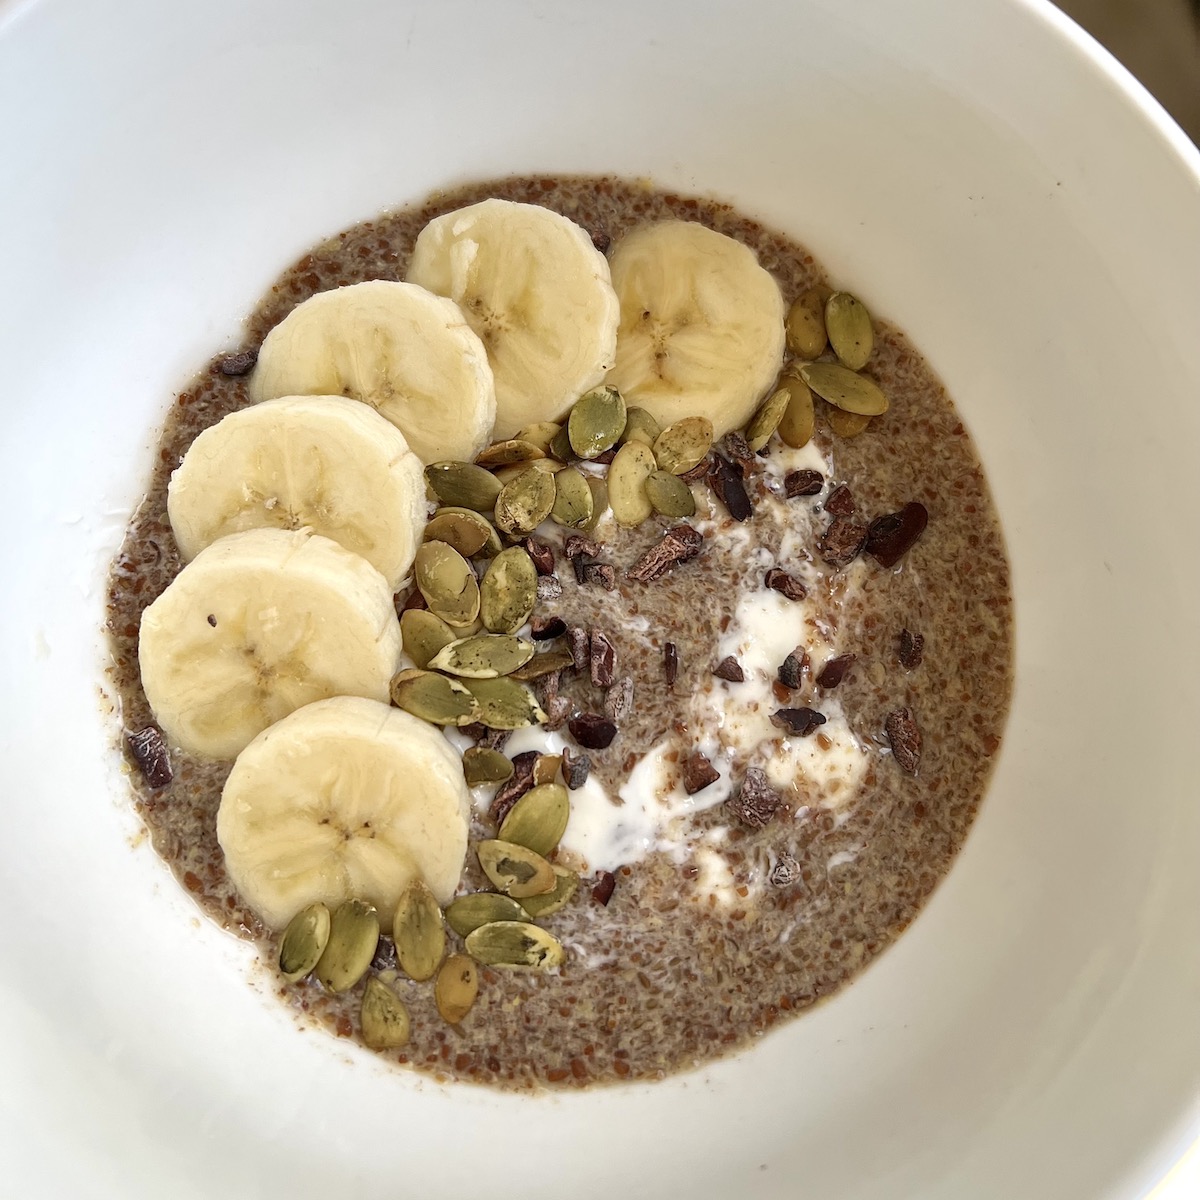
[462,745,515,785]
[776,373,815,448]
[550,466,594,528]
[799,361,888,416]
[465,920,565,969]
[620,406,662,448]
[414,541,480,627]
[425,461,502,512]
[533,754,562,786]
[475,439,546,468]
[824,291,874,370]
[434,953,480,1023]
[582,475,608,531]
[423,508,501,558]
[508,646,575,681]
[514,422,562,455]
[519,867,579,918]
[825,405,873,438]
[392,879,445,982]
[568,385,627,459]
[428,633,534,678]
[494,457,562,486]
[653,416,713,475]
[314,898,379,993]
[608,441,656,526]
[390,668,481,725]
[477,839,556,898]
[465,677,547,729]
[360,976,411,1049]
[445,892,529,938]
[494,467,556,537]
[745,387,791,452]
[400,609,458,670]
[479,546,538,634]
[278,902,331,982]
[644,469,696,518]
[549,424,579,463]
[785,286,831,359]
[497,783,570,856]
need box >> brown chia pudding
[106,175,1013,1090]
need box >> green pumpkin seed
[568,385,627,459]
[314,899,379,993]
[519,867,579,918]
[533,754,562,786]
[508,646,575,681]
[514,422,562,455]
[479,546,537,635]
[392,879,445,982]
[620,406,662,448]
[785,286,831,359]
[465,677,547,730]
[423,508,501,558]
[824,291,874,370]
[465,920,565,969]
[776,373,815,448]
[549,424,579,463]
[744,387,791,452]
[477,839,556,898]
[414,541,480,627]
[825,405,873,438]
[644,469,696,518]
[494,468,557,537]
[475,439,546,468]
[497,783,570,856]
[360,976,411,1049]
[400,608,458,670]
[428,633,534,679]
[435,953,480,1023]
[425,461,502,512]
[462,746,515,786]
[550,466,594,528]
[653,416,713,475]
[494,457,561,486]
[445,892,529,938]
[799,361,888,416]
[608,441,656,527]
[390,668,481,725]
[278,901,331,982]
[582,475,608,531]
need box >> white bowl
[2,0,1198,1196]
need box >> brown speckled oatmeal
[106,175,1012,1090]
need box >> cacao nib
[708,454,752,521]
[770,707,827,737]
[400,588,428,613]
[729,768,784,828]
[866,502,929,568]
[482,728,512,752]
[215,347,258,376]
[784,469,823,498]
[824,483,856,515]
[530,614,567,641]
[561,747,591,790]
[885,707,922,774]
[569,713,618,750]
[581,562,616,591]
[769,851,802,887]
[777,651,807,690]
[664,641,679,687]
[591,871,617,906]
[899,628,925,670]
[720,432,758,475]
[589,629,616,688]
[127,726,172,789]
[591,229,612,254]
[566,625,590,670]
[523,537,556,576]
[626,523,704,583]
[370,935,397,972]
[564,533,602,560]
[536,575,563,602]
[489,751,539,824]
[681,752,721,795]
[818,515,869,568]
[604,676,634,722]
[765,568,807,601]
[679,455,713,483]
[712,655,745,682]
[816,654,856,688]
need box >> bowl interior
[1,1,1199,1197]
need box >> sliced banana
[606,221,786,438]
[167,395,426,591]
[407,199,619,440]
[248,279,495,465]
[217,696,470,931]
[138,528,402,759]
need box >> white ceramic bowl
[2,1,1198,1196]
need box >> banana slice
[138,528,402,760]
[167,395,427,591]
[407,199,619,440]
[217,696,470,930]
[605,221,786,438]
[248,280,495,464]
